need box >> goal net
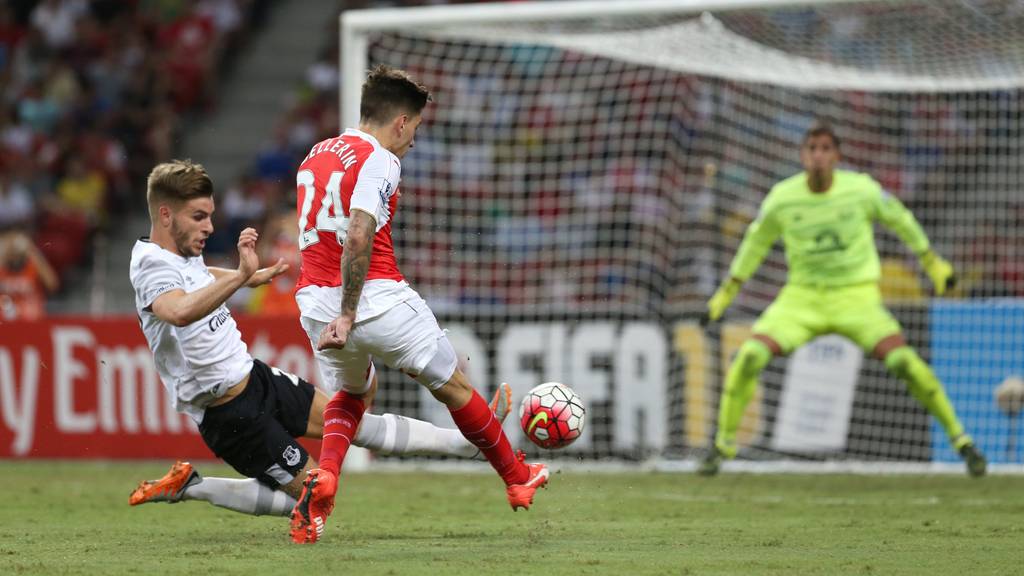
[341,0,1024,468]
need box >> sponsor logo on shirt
[208,308,232,332]
[146,282,179,301]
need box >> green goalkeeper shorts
[752,282,902,355]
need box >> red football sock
[449,390,529,485]
[319,391,366,477]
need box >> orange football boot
[289,468,338,544]
[129,461,199,506]
[505,453,549,511]
[489,382,513,424]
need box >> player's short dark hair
[359,65,432,125]
[803,122,841,149]
[146,159,213,220]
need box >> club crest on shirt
[808,228,848,254]
[283,445,302,467]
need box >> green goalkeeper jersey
[728,169,931,288]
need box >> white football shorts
[299,295,456,394]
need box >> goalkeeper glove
[706,278,743,323]
[919,250,956,296]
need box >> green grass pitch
[1,461,1021,575]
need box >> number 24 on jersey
[296,169,349,249]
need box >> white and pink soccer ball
[518,382,586,449]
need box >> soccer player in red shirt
[289,66,549,544]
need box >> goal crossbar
[339,0,876,126]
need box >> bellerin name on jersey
[303,138,359,168]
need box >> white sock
[355,412,479,458]
[182,477,296,516]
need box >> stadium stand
[0,0,272,312]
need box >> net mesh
[350,0,1024,464]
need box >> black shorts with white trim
[198,359,315,488]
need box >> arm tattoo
[341,210,375,318]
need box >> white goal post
[338,0,1024,471]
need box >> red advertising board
[0,316,323,460]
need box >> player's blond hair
[146,159,214,221]
[360,64,432,125]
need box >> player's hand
[246,258,289,287]
[318,315,355,351]
[920,250,955,296]
[236,228,260,282]
[705,278,743,323]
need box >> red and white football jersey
[294,129,416,323]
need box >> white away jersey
[130,239,253,422]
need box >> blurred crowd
[4,0,1022,319]
[209,0,1024,318]
[205,7,341,316]
[208,0,497,316]
[0,0,271,318]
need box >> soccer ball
[518,382,586,449]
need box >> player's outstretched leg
[131,461,299,516]
[700,339,773,476]
[290,390,366,543]
[353,383,513,459]
[884,346,987,477]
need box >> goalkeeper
[700,123,986,477]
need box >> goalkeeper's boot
[957,440,987,478]
[289,468,337,544]
[506,452,549,511]
[129,461,200,506]
[697,448,724,477]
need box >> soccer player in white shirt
[289,66,549,545]
[128,160,512,519]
